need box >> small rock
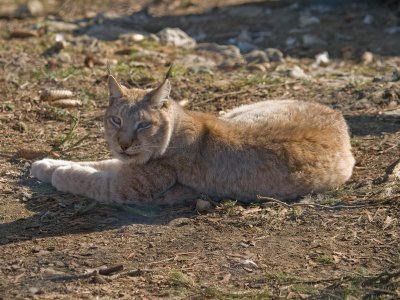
[227,5,263,19]
[85,25,130,41]
[265,48,284,62]
[289,66,310,79]
[168,217,192,227]
[90,275,108,284]
[29,287,44,295]
[244,50,268,64]
[299,13,320,27]
[148,33,160,43]
[302,34,326,47]
[178,54,216,68]
[361,51,374,65]
[157,28,196,49]
[197,43,245,67]
[285,37,297,48]
[314,51,330,67]
[235,41,257,53]
[196,199,211,212]
[363,14,374,25]
[120,32,145,42]
[55,52,72,64]
[247,64,266,72]
[46,20,79,32]
[15,0,44,18]
[384,26,400,34]
[9,29,38,39]
[382,108,400,116]
[353,98,371,109]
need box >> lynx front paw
[51,165,72,192]
[31,159,74,183]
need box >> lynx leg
[155,184,200,205]
[50,161,178,205]
[31,158,123,183]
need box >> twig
[147,257,175,265]
[60,134,91,153]
[47,270,97,282]
[99,264,124,276]
[364,287,399,296]
[196,90,248,106]
[50,114,80,153]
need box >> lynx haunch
[31,68,355,205]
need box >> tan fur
[31,71,355,204]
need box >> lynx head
[104,67,175,164]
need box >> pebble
[299,14,320,27]
[196,43,245,67]
[363,14,374,25]
[178,54,216,68]
[265,48,284,62]
[85,25,130,40]
[361,51,374,65]
[244,50,269,64]
[314,51,330,67]
[46,21,79,32]
[157,27,196,49]
[302,34,326,47]
[384,26,400,34]
[29,287,44,295]
[289,66,310,79]
[120,32,145,42]
[247,64,266,72]
[15,0,44,18]
[196,199,212,212]
[90,275,108,284]
[227,5,263,19]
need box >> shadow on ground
[0,176,197,246]
[346,114,400,136]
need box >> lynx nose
[119,141,131,151]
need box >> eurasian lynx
[31,68,355,205]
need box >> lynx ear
[150,79,171,108]
[150,64,173,108]
[108,75,124,103]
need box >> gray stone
[197,43,245,67]
[178,54,216,68]
[157,28,196,49]
[55,52,72,64]
[45,21,81,33]
[244,50,269,64]
[197,43,241,60]
[85,25,130,40]
[302,34,326,47]
[285,36,297,48]
[289,66,310,79]
[196,199,211,212]
[353,98,371,109]
[15,0,44,18]
[265,48,284,62]
[384,27,400,34]
[227,5,263,19]
[299,13,320,27]
[363,14,374,25]
[382,108,400,116]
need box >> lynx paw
[51,165,73,192]
[31,159,74,183]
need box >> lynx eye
[110,116,122,127]
[137,121,152,131]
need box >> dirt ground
[0,0,400,299]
